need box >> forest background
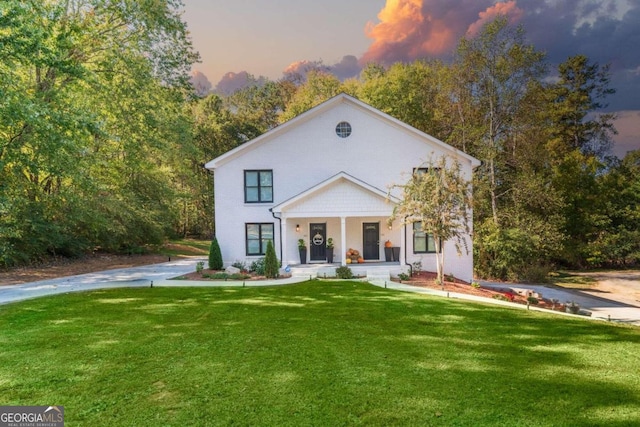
[1,0,638,281]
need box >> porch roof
[270,172,398,218]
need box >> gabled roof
[204,93,480,170]
[270,172,399,216]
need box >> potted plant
[326,237,334,263]
[298,238,307,264]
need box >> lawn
[1,281,639,426]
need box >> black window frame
[413,223,437,254]
[245,223,274,256]
[244,170,273,203]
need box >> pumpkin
[357,257,364,263]
[346,258,352,264]
[385,240,393,248]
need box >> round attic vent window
[335,121,352,138]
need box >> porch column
[340,216,347,266]
[281,217,288,266]
[400,222,406,266]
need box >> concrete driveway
[0,258,205,305]
[480,271,640,326]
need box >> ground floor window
[246,223,274,255]
[413,223,436,253]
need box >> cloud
[283,60,330,81]
[330,55,361,80]
[214,71,267,95]
[190,70,212,96]
[466,1,524,37]
[361,0,493,65]
[358,0,640,113]
[282,56,361,82]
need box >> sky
[181,0,640,157]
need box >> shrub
[471,281,481,289]
[527,296,539,305]
[250,258,265,275]
[231,261,248,272]
[208,237,223,270]
[196,261,204,274]
[397,273,410,281]
[229,273,251,280]
[203,272,229,280]
[335,266,353,279]
[412,261,422,274]
[263,240,279,279]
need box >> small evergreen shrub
[397,273,410,281]
[263,240,279,279]
[209,237,223,270]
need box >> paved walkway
[2,260,639,326]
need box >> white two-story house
[204,94,480,282]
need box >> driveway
[0,258,205,305]
[480,271,640,326]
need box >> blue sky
[182,0,640,156]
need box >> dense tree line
[0,0,198,266]
[2,4,638,280]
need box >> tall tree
[453,17,546,225]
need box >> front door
[309,223,327,261]
[363,223,380,260]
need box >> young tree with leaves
[388,157,473,288]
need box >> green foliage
[335,266,354,279]
[195,262,204,274]
[389,156,472,285]
[263,240,279,279]
[0,0,199,267]
[475,220,538,281]
[208,237,223,270]
[231,261,249,272]
[397,273,410,281]
[250,259,265,275]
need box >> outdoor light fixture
[296,224,300,232]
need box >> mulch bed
[395,271,569,313]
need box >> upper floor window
[244,170,273,203]
[335,121,352,138]
[413,223,436,253]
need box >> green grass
[548,271,598,289]
[1,281,639,426]
[159,238,210,257]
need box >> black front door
[363,223,380,260]
[309,223,327,261]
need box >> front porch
[271,172,405,268]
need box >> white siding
[210,96,477,281]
